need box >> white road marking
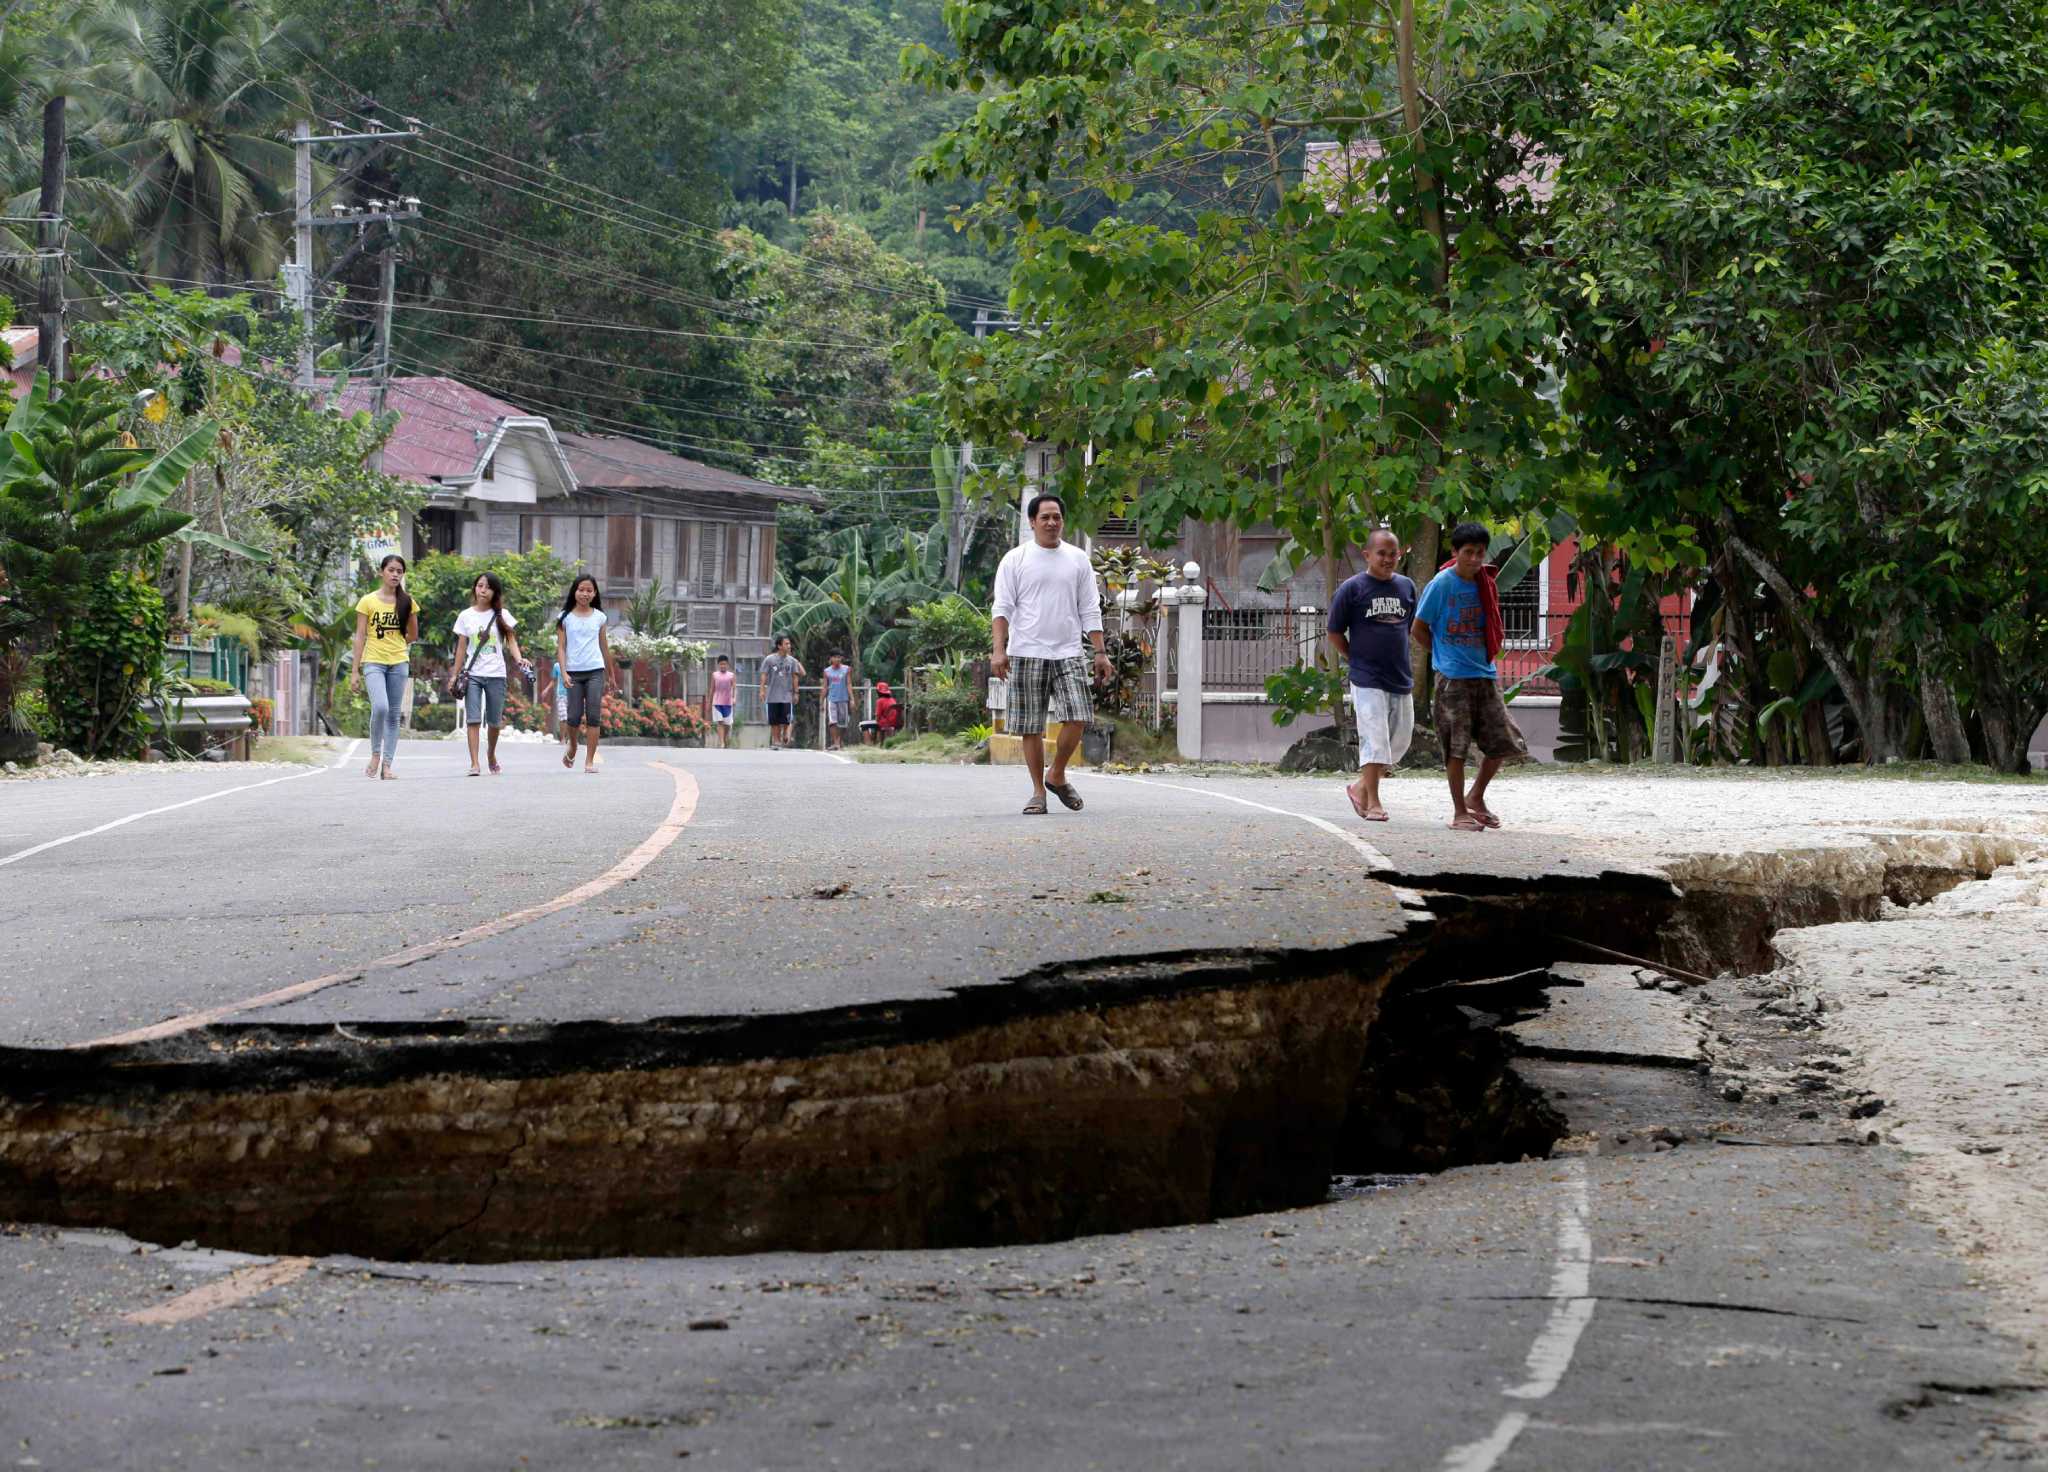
[0,741,362,870]
[821,751,854,765]
[124,1256,312,1325]
[1093,774,1394,872]
[1439,1160,1597,1472]
[1440,1412,1530,1472]
[78,761,701,1047]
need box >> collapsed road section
[0,821,2029,1265]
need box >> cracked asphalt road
[2,739,2043,1466]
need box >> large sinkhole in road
[0,854,1977,1264]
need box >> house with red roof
[330,374,821,694]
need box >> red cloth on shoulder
[1439,558,1505,661]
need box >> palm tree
[80,0,311,288]
[0,25,133,311]
[775,528,940,685]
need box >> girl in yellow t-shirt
[350,554,419,779]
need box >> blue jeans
[363,661,409,761]
[463,675,507,727]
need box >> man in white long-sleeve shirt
[991,493,1113,815]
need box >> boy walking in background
[1326,528,1416,822]
[709,654,737,749]
[759,635,804,750]
[1413,521,1528,830]
[823,654,852,751]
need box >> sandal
[1469,809,1502,829]
[1449,813,1485,831]
[1022,795,1048,815]
[467,767,481,778]
[1344,782,1370,820]
[562,748,576,769]
[488,759,502,775]
[1046,780,1084,812]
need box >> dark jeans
[565,668,605,728]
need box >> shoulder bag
[451,616,493,701]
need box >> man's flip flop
[1344,783,1370,820]
[562,749,576,769]
[1471,810,1502,829]
[1046,781,1083,811]
[1365,808,1389,822]
[1449,814,1486,831]
[1022,796,1048,815]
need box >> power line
[390,296,901,350]
[385,346,884,439]
[140,0,1009,313]
[393,319,910,407]
[382,373,935,466]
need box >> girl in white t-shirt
[448,572,529,776]
[554,574,617,773]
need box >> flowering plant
[600,694,710,741]
[610,631,711,668]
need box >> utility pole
[287,121,420,392]
[369,239,397,473]
[35,91,65,385]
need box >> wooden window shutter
[698,522,722,586]
[759,525,776,586]
[724,525,741,591]
[606,516,635,580]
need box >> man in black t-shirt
[1326,529,1418,822]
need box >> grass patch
[852,732,985,764]
[252,735,350,765]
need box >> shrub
[600,693,710,741]
[504,685,549,733]
[249,696,274,733]
[910,683,985,735]
[410,703,459,733]
[47,571,168,758]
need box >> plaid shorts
[1006,655,1093,736]
[1433,677,1529,762]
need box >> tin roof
[556,430,822,506]
[327,374,538,484]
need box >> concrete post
[1651,633,1678,763]
[1176,575,1207,762]
[1153,588,1174,734]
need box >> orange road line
[78,762,700,1049]
[124,1257,313,1325]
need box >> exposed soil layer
[0,830,2011,1263]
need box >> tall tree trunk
[1722,526,1902,763]
[1917,643,1971,766]
[1970,642,2043,775]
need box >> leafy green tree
[903,0,1568,671]
[290,0,795,442]
[401,546,576,663]
[903,593,989,668]
[720,212,946,467]
[0,373,219,754]
[75,287,413,631]
[81,0,312,286]
[716,0,1012,313]
[1530,0,2048,764]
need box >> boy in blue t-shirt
[1326,528,1417,822]
[1413,521,1528,830]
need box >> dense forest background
[0,0,1007,571]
